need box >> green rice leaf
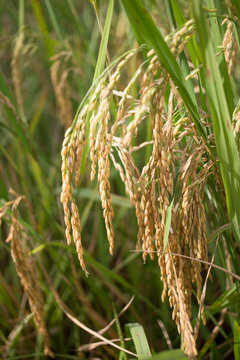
[234,321,240,360]
[151,349,187,360]
[93,0,114,83]
[44,0,65,47]
[163,197,174,252]
[127,323,152,359]
[0,70,34,157]
[229,0,240,20]
[193,1,240,243]
[31,0,54,57]
[5,313,34,357]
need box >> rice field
[0,1,240,359]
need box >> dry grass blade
[194,237,219,339]
[78,337,131,352]
[130,250,240,281]
[98,296,135,336]
[198,308,228,359]
[157,319,173,350]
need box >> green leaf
[127,323,152,359]
[31,0,54,57]
[193,1,240,243]
[0,70,34,157]
[206,283,240,318]
[93,0,114,83]
[234,321,240,360]
[44,0,65,47]
[163,197,174,252]
[229,0,240,20]
[5,313,34,357]
[151,349,187,360]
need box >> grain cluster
[60,22,217,358]
[1,191,53,358]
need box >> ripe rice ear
[1,193,53,358]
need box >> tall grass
[0,1,240,359]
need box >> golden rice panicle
[92,53,136,254]
[122,51,162,148]
[113,145,145,251]
[176,282,198,359]
[11,29,26,123]
[140,180,155,261]
[95,90,115,255]
[166,240,197,360]
[1,197,53,358]
[168,19,195,56]
[233,107,240,137]
[98,145,114,255]
[153,90,175,251]
[73,116,86,187]
[71,201,88,275]
[50,51,73,130]
[222,19,237,76]
[61,131,73,247]
[162,228,197,358]
[112,64,143,140]
[179,143,210,306]
[60,112,88,272]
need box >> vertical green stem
[18,0,24,30]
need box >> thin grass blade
[151,349,187,359]
[234,321,240,360]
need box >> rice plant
[1,0,240,359]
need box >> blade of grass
[234,321,240,360]
[151,349,187,360]
[207,0,234,114]
[79,0,114,172]
[92,0,113,83]
[207,283,240,318]
[4,313,34,358]
[113,303,128,360]
[0,73,35,157]
[18,0,24,29]
[229,0,240,19]
[31,0,54,57]
[44,0,65,48]
[127,323,152,359]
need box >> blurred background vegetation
[0,1,240,359]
